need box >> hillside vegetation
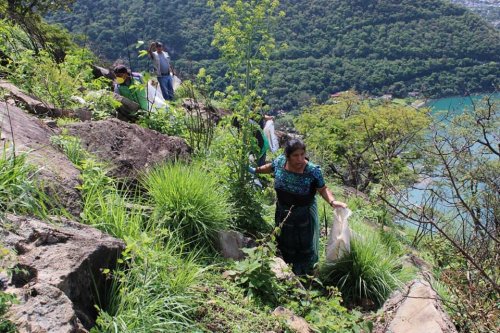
[48,0,500,111]
[1,1,498,332]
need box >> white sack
[325,207,352,262]
[263,119,280,153]
[146,80,167,111]
[172,75,182,91]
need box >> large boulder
[0,100,82,215]
[1,214,125,332]
[65,118,191,178]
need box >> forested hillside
[48,0,500,111]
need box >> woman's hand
[330,200,347,209]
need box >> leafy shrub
[7,49,80,109]
[226,245,286,306]
[137,106,187,137]
[143,163,233,249]
[0,291,16,333]
[319,232,405,307]
[84,88,121,120]
[299,287,371,333]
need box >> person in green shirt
[113,65,149,111]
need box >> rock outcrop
[373,279,457,333]
[1,214,125,332]
[0,100,82,215]
[65,118,191,178]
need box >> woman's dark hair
[284,139,306,157]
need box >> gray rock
[0,80,90,120]
[8,283,88,333]
[1,214,125,332]
[272,306,311,333]
[270,257,294,281]
[216,230,255,260]
[374,280,457,333]
[65,118,191,179]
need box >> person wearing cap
[113,65,149,111]
[148,41,174,101]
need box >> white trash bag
[146,80,167,111]
[172,75,182,91]
[326,207,352,262]
[263,119,280,153]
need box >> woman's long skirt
[275,200,319,275]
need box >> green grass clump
[0,147,48,217]
[50,132,88,166]
[93,235,202,332]
[143,163,233,249]
[320,231,406,307]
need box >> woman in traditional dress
[249,139,347,275]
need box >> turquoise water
[402,93,498,227]
[427,93,499,113]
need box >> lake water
[402,93,498,228]
[426,93,499,113]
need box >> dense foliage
[47,0,500,111]
[295,91,430,191]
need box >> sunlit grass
[93,234,202,333]
[0,147,49,218]
[143,162,233,249]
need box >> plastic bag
[172,75,182,91]
[263,119,280,153]
[146,80,167,111]
[325,207,352,262]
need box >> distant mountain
[450,0,500,28]
[48,0,500,111]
